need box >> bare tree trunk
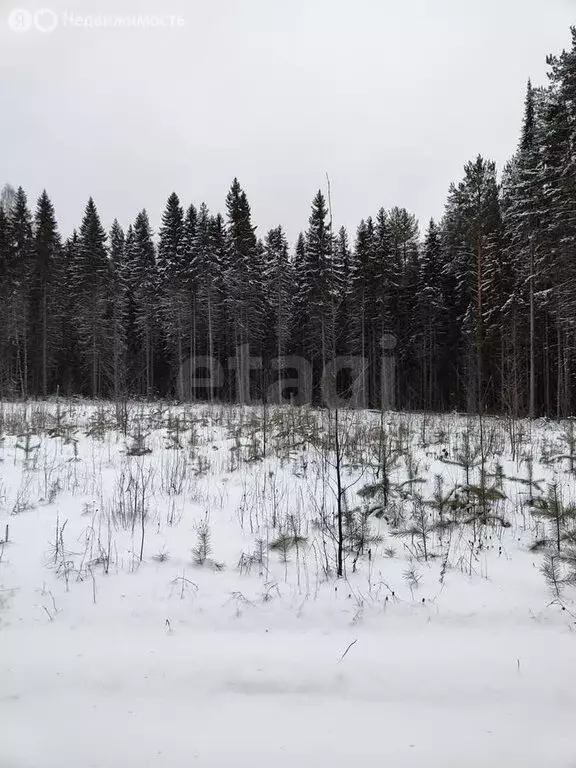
[529,239,536,419]
[557,321,563,418]
[177,303,184,400]
[42,284,48,397]
[476,235,484,416]
[92,321,98,399]
[334,407,344,578]
[545,314,551,416]
[207,291,214,404]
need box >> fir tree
[30,191,61,396]
[334,226,352,357]
[298,191,336,394]
[126,210,157,397]
[225,179,265,403]
[263,225,293,402]
[157,192,184,280]
[7,187,34,396]
[157,193,185,394]
[0,205,12,396]
[73,198,110,397]
[443,157,501,413]
[108,220,128,399]
[413,219,445,409]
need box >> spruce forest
[2,28,576,415]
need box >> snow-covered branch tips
[177,336,397,409]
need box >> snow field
[1,402,576,767]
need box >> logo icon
[8,8,33,32]
[34,7,58,32]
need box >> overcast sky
[2,0,575,244]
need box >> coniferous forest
[2,28,576,415]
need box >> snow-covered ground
[1,402,575,767]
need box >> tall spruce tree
[185,203,224,400]
[126,210,157,397]
[298,191,336,396]
[442,157,501,413]
[157,193,185,394]
[413,219,446,409]
[541,29,576,415]
[263,225,293,402]
[73,198,110,397]
[0,205,12,396]
[108,220,128,399]
[334,226,352,357]
[225,179,265,403]
[30,191,61,396]
[7,188,34,397]
[349,217,377,405]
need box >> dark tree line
[2,28,576,415]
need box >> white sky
[2,0,575,244]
